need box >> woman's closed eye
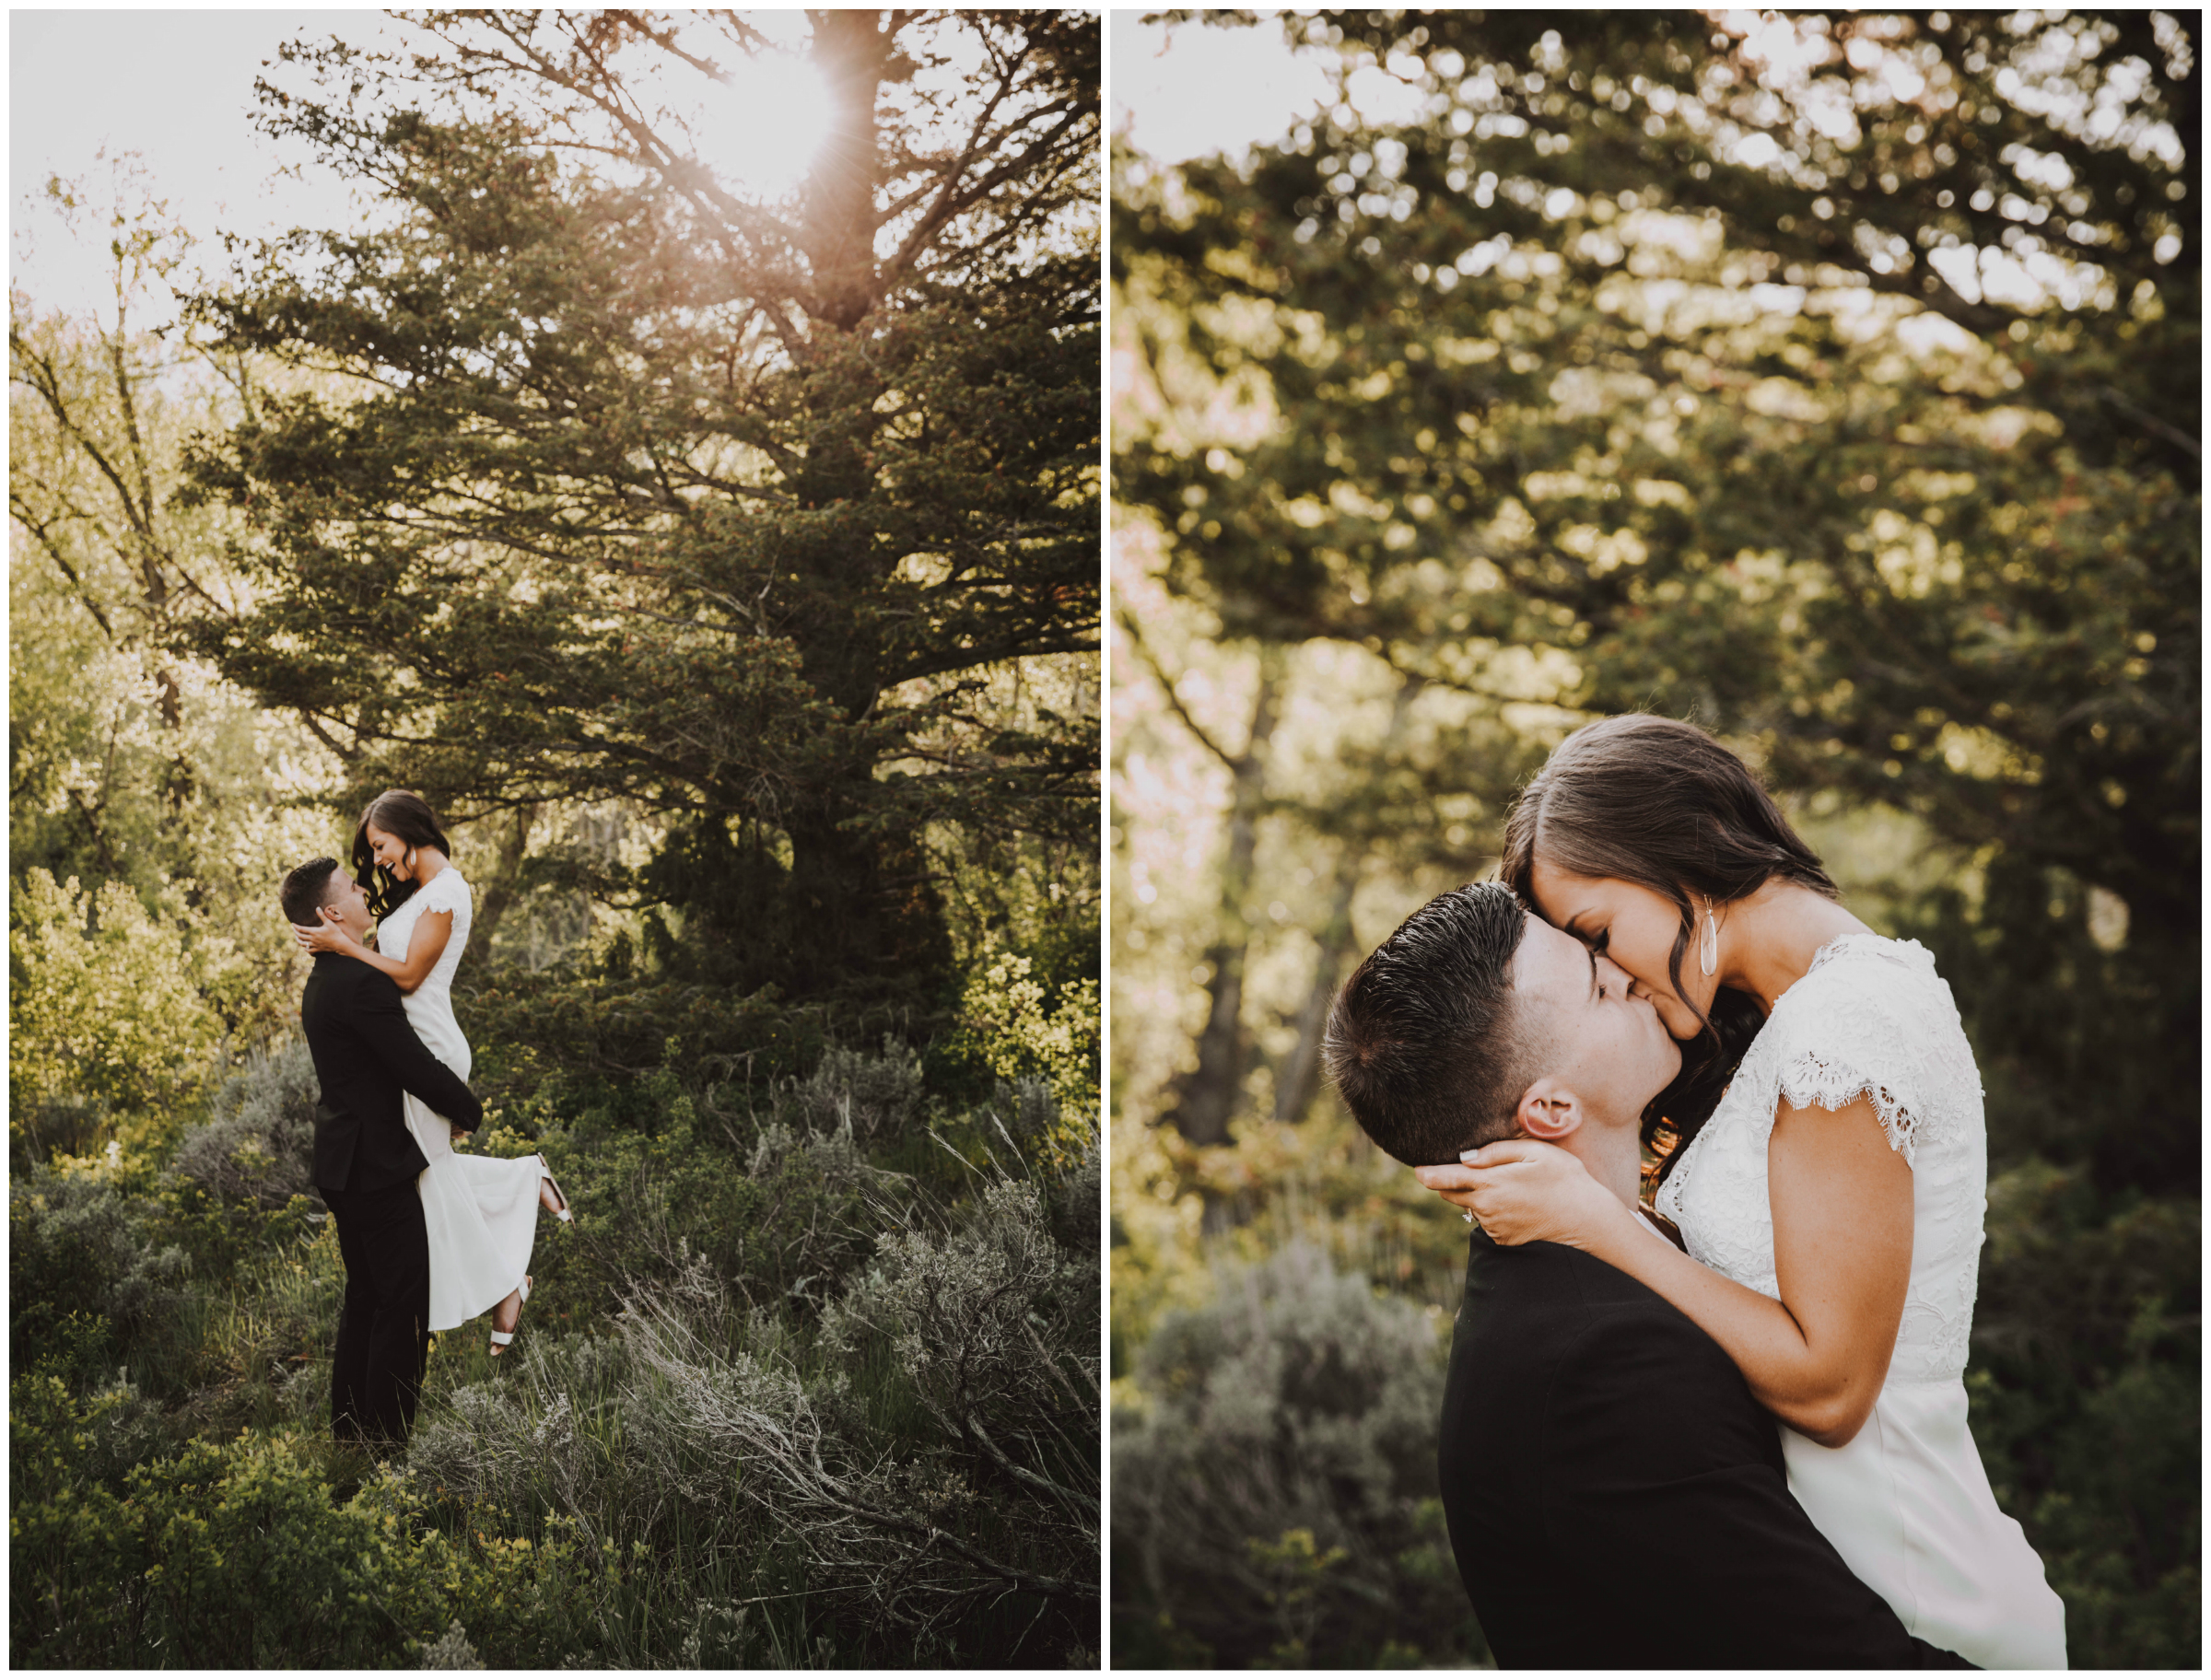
[1584,938,1613,998]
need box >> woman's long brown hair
[352,789,454,920]
[1498,714,1838,1187]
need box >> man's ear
[1514,1076,1585,1143]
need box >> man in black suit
[1325,882,1971,1668]
[280,857,484,1447]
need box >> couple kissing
[1325,715,2066,1670]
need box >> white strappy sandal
[489,1275,532,1356]
[539,1157,573,1224]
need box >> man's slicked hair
[281,858,343,929]
[1323,881,1543,1166]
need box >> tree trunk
[470,803,537,958]
[761,11,952,998]
[1270,674,1419,1125]
[1271,858,1362,1126]
[1163,648,1282,1148]
[784,806,950,998]
[804,12,889,332]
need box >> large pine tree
[187,11,1100,999]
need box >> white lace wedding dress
[1655,935,2067,1669]
[379,866,544,1333]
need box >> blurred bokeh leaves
[1112,9,2195,1666]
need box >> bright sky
[10,10,393,323]
[12,9,1376,321]
[9,9,834,328]
[1111,14,1334,165]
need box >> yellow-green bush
[10,869,224,1155]
[960,948,1101,1153]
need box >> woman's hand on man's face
[293,911,358,955]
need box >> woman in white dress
[296,790,569,1354]
[1415,714,2066,1670]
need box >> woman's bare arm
[1421,1099,1913,1447]
[1761,1096,1914,1441]
[297,906,452,994]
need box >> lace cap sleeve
[419,868,469,915]
[1769,956,1944,1168]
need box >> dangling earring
[1700,897,1719,978]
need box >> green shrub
[406,1334,635,1551]
[13,1383,393,1666]
[404,1137,1101,1660]
[9,869,225,1156]
[829,1175,1098,1469]
[8,1092,112,1171]
[10,1162,191,1383]
[956,951,1099,1139]
[458,969,837,1102]
[550,1071,888,1321]
[1110,1242,1480,1668]
[10,1011,1102,1667]
[618,1244,1096,1645]
[780,1035,925,1145]
[10,1373,591,1669]
[1035,1101,1103,1258]
[1969,1160,2201,1667]
[170,1039,319,1212]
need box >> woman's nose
[1598,952,1638,992]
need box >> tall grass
[11,1042,1100,1667]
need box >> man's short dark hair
[1324,881,1544,1166]
[281,858,344,928]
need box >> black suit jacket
[300,953,484,1195]
[1440,1230,1974,1669]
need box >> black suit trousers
[323,1180,431,1444]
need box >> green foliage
[10,1376,591,1668]
[1896,851,2183,1186]
[626,1109,880,1313]
[958,949,1104,1138]
[9,870,225,1151]
[181,13,1100,1000]
[1112,1242,1478,1668]
[828,1173,1100,1488]
[10,199,344,1098]
[10,26,1103,1670]
[1969,1159,2201,1665]
[169,1038,322,1211]
[1243,1527,1351,1668]
[1113,10,2195,1668]
[782,1036,928,1147]
[932,817,1105,990]
[11,1034,1100,1668]
[408,1071,1099,1662]
[460,967,836,1101]
[1117,6,2197,1184]
[10,1162,192,1386]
